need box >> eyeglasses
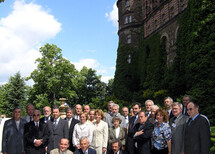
[187,108,193,111]
[33,114,40,117]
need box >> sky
[0,0,118,85]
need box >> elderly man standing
[2,107,27,154]
[184,101,211,154]
[145,100,154,116]
[164,97,174,120]
[24,110,49,154]
[169,102,188,154]
[105,104,125,128]
[40,106,53,123]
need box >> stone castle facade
[117,0,188,66]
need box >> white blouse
[72,122,94,146]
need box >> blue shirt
[152,122,172,150]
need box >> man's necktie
[30,116,33,121]
[53,119,57,130]
[36,122,39,130]
[173,116,177,123]
[188,118,193,126]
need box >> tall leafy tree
[75,66,106,108]
[0,72,26,116]
[27,43,78,109]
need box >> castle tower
[117,0,143,47]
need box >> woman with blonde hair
[73,112,94,149]
[91,109,108,154]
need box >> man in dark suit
[182,95,191,116]
[74,137,96,154]
[47,106,69,153]
[164,97,174,120]
[108,139,127,154]
[40,106,53,123]
[184,101,211,154]
[126,102,141,154]
[133,111,153,154]
[65,108,80,152]
[2,107,27,154]
[169,102,188,154]
[24,110,49,154]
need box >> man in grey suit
[2,107,27,154]
[47,106,69,153]
[105,104,126,128]
[169,102,188,154]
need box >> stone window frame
[125,0,130,7]
[127,34,131,44]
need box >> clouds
[72,59,114,83]
[0,0,61,83]
[105,2,118,27]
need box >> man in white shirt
[74,104,82,120]
[164,97,174,119]
[2,107,27,154]
[40,106,53,123]
[144,100,154,116]
[122,106,129,127]
[22,104,35,122]
[65,108,80,152]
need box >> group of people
[1,95,211,154]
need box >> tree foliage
[0,72,27,116]
[27,43,78,109]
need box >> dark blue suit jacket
[2,118,27,153]
[74,148,96,154]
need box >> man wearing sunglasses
[24,110,50,154]
[184,101,211,154]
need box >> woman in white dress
[91,109,108,154]
[73,112,94,149]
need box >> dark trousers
[151,147,168,154]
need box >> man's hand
[34,139,43,147]
[76,144,80,149]
[102,147,107,153]
[136,129,144,136]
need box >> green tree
[75,67,106,108]
[0,72,27,116]
[27,43,78,109]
